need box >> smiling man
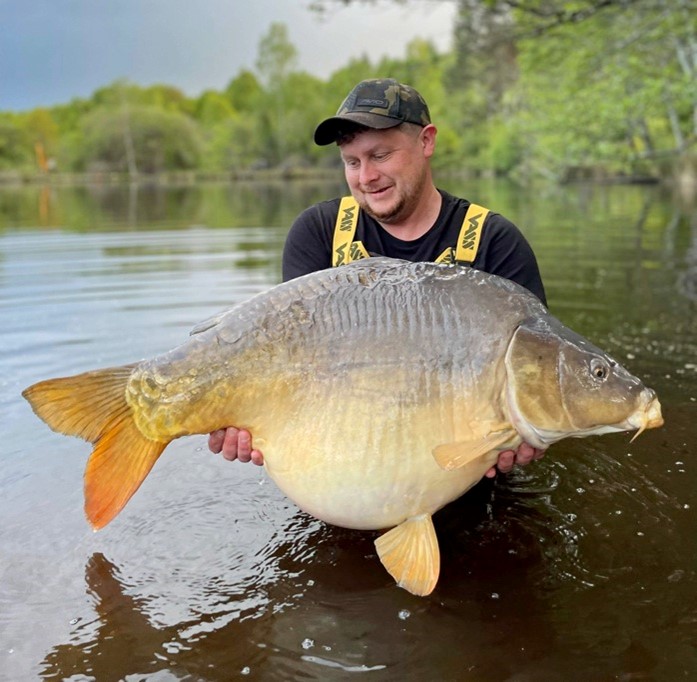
[210,78,547,475]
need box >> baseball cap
[313,78,431,146]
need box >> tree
[255,22,299,89]
[193,90,236,126]
[23,108,59,171]
[0,116,32,170]
[514,0,697,178]
[255,22,299,164]
[76,106,203,174]
[225,70,264,113]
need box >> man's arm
[208,204,334,465]
[210,206,546,473]
[474,213,547,306]
[471,213,548,467]
[281,203,335,281]
[209,427,544,476]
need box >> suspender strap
[455,203,490,264]
[332,196,360,267]
[332,196,489,267]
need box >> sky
[0,0,456,111]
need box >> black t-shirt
[282,189,547,305]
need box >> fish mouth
[628,389,664,442]
[506,388,664,447]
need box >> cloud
[1,0,455,110]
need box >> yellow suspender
[332,196,360,267]
[435,202,490,265]
[454,203,490,264]
[333,197,489,267]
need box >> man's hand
[208,428,544,476]
[208,427,264,466]
[484,442,546,478]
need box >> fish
[23,258,663,596]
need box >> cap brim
[313,112,403,146]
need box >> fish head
[504,317,663,447]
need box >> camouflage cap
[313,78,431,146]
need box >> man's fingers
[514,442,536,466]
[208,429,225,454]
[486,444,547,480]
[221,427,241,461]
[235,429,252,463]
[209,427,265,465]
[496,450,516,473]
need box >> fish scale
[22,257,663,596]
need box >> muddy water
[1,181,695,680]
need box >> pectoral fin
[433,429,517,471]
[374,514,440,596]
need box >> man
[209,78,547,475]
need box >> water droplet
[241,666,251,675]
[301,638,314,650]
[491,592,500,600]
[398,609,411,620]
[668,570,684,583]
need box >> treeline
[1,1,694,184]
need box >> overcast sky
[1,0,456,111]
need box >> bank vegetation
[1,0,694,187]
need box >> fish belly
[265,441,496,530]
[257,372,502,530]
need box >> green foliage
[0,8,693,181]
[225,70,263,112]
[193,91,237,126]
[513,0,696,177]
[76,105,203,174]
[0,115,32,170]
[23,109,59,154]
[255,22,298,88]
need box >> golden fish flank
[23,258,663,597]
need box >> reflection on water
[1,180,696,680]
[0,180,346,234]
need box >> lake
[1,178,695,680]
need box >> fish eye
[590,357,610,381]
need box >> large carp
[23,258,662,596]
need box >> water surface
[1,180,695,680]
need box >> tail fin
[22,365,169,530]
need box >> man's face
[339,124,436,225]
